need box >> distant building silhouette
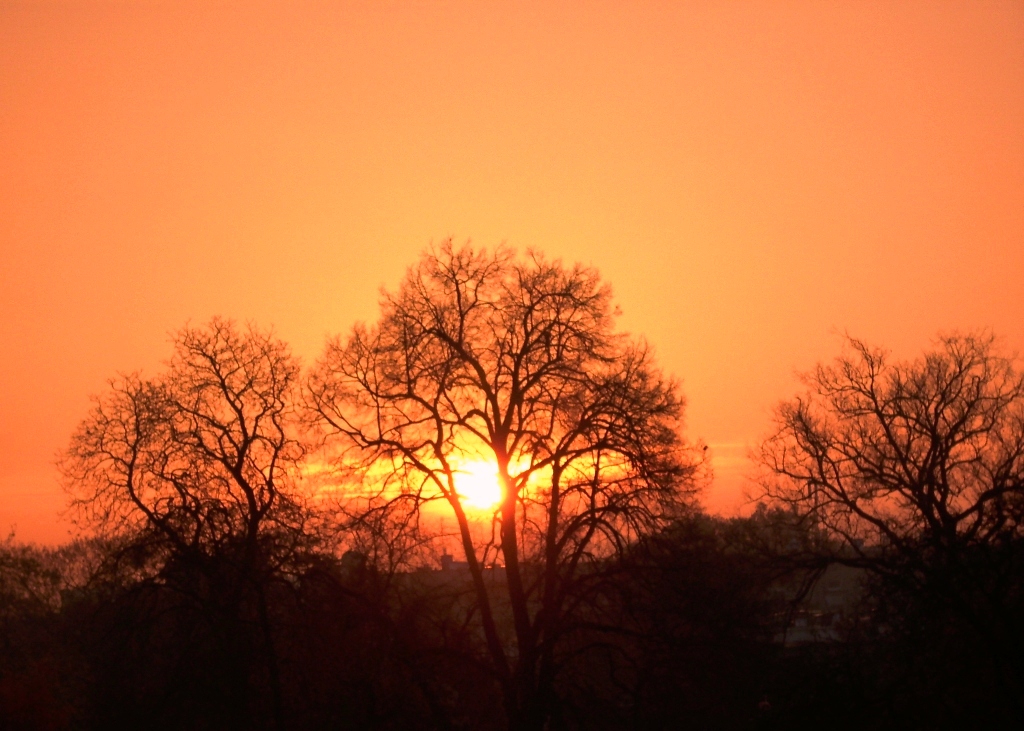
[439,552,468,572]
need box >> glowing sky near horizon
[2,1,1022,543]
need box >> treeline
[2,506,1020,729]
[2,243,1022,729]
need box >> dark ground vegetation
[2,502,1021,730]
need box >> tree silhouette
[308,241,703,729]
[60,318,310,730]
[758,333,1024,719]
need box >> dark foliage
[2,506,1022,729]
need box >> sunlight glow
[455,460,503,510]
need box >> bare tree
[308,241,702,729]
[758,333,1024,711]
[61,318,310,730]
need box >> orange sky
[2,1,1022,544]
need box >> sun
[454,460,503,510]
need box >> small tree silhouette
[758,333,1024,718]
[61,318,311,730]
